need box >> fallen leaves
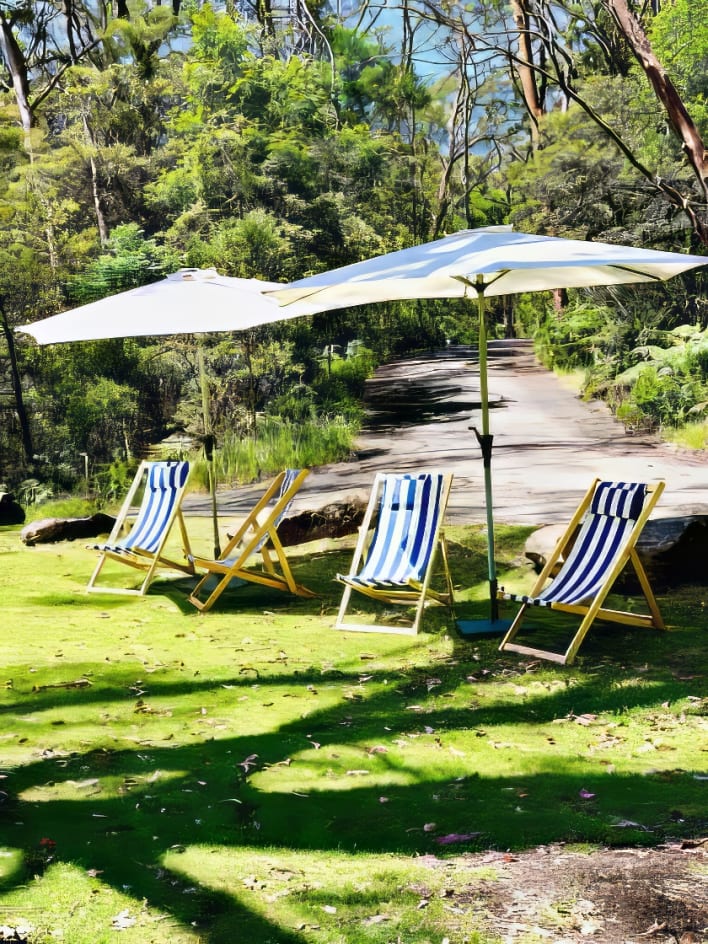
[110,909,136,930]
[31,677,92,693]
[237,753,259,773]
[434,832,483,845]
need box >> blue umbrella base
[456,618,512,637]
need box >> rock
[0,492,25,525]
[20,513,116,546]
[274,499,367,546]
[525,524,566,574]
[524,516,708,590]
[637,516,708,587]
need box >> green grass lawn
[1,518,706,943]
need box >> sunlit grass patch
[166,846,493,943]
[663,419,708,450]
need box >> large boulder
[0,492,25,525]
[523,515,708,590]
[20,513,116,546]
[276,499,367,546]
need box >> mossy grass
[1,520,706,942]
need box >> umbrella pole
[456,285,511,637]
[476,289,499,622]
[198,345,221,558]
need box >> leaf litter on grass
[1,528,707,942]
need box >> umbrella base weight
[456,618,512,637]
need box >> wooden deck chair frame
[187,468,315,612]
[335,471,455,636]
[498,478,666,665]
[87,460,194,596]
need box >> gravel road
[184,340,708,527]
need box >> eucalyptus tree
[498,0,707,245]
[377,0,707,246]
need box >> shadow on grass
[3,643,707,940]
[2,539,706,941]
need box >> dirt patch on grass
[474,842,706,943]
[431,841,707,943]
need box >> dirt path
[186,340,708,525]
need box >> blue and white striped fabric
[252,468,300,553]
[346,473,445,589]
[106,461,189,556]
[507,481,647,608]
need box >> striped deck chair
[335,471,455,635]
[188,468,315,612]
[87,460,194,595]
[498,479,666,665]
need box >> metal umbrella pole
[198,344,220,558]
[456,276,512,634]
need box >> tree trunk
[605,0,708,205]
[0,302,34,467]
[62,0,79,64]
[0,11,34,133]
[510,0,544,151]
[82,114,110,246]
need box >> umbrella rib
[451,271,511,294]
[609,265,663,281]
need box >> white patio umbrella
[18,268,316,557]
[268,226,706,632]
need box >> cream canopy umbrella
[18,268,316,556]
[18,268,314,342]
[268,226,706,632]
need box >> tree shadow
[3,644,705,941]
[4,539,706,940]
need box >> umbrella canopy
[18,268,317,557]
[270,226,706,310]
[18,268,313,344]
[269,227,706,631]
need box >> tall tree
[603,0,708,239]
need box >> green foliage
[611,326,708,428]
[195,210,292,277]
[664,419,708,449]
[310,345,377,418]
[67,224,177,303]
[532,302,610,371]
[508,100,630,239]
[650,0,708,133]
[3,0,707,493]
[192,413,358,487]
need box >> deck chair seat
[87,460,194,595]
[187,468,315,612]
[498,479,666,665]
[335,471,454,635]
